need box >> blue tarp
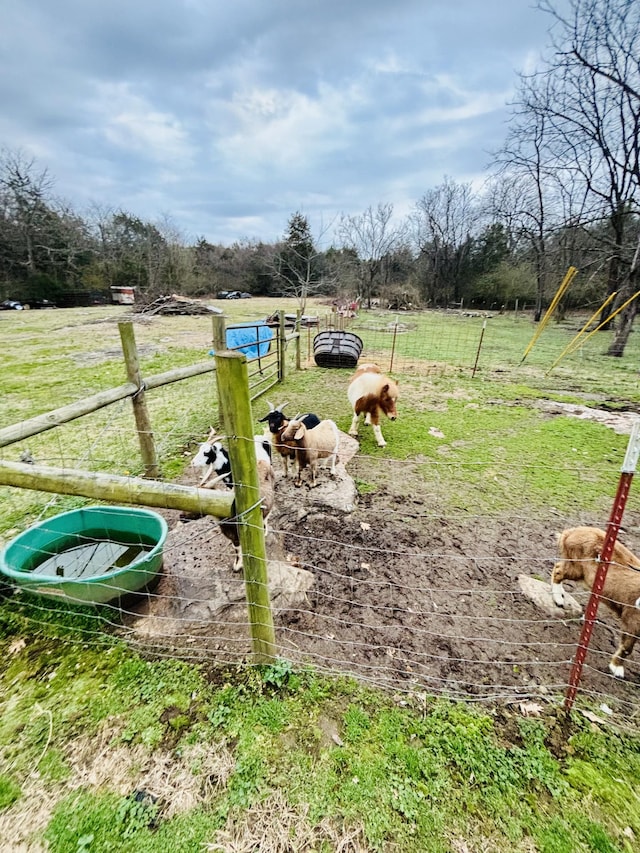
[209,322,273,359]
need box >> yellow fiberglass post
[559,289,640,359]
[546,291,618,373]
[521,266,578,363]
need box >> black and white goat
[191,427,233,487]
[189,429,275,571]
[191,427,272,488]
[258,401,321,477]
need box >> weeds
[1,635,638,852]
[2,304,640,850]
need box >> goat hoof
[179,512,204,522]
[551,584,564,607]
[609,663,625,679]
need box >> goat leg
[610,630,637,679]
[550,561,566,607]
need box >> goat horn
[198,470,231,489]
[266,400,275,412]
[205,430,226,444]
[276,401,290,412]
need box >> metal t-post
[564,420,640,712]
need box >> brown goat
[258,402,321,477]
[279,418,339,487]
[551,526,640,678]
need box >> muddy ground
[124,417,640,716]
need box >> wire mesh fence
[2,305,640,731]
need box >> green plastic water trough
[0,506,168,605]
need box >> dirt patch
[537,400,640,434]
[71,343,163,366]
[124,424,640,711]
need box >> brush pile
[134,294,223,316]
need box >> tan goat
[280,418,339,487]
[551,526,640,678]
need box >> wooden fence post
[118,322,160,479]
[215,350,277,663]
[211,314,228,433]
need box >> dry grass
[207,789,372,853]
[0,772,54,852]
[0,723,237,850]
[65,727,236,819]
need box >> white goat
[279,418,339,487]
[551,526,640,678]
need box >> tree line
[1,0,639,354]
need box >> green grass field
[1,300,640,851]
[1,298,639,539]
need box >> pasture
[1,299,640,703]
[2,298,640,851]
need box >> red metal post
[564,421,640,712]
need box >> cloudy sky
[1,0,563,246]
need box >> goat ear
[382,383,389,393]
[294,425,305,440]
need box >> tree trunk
[533,242,545,323]
[599,253,621,329]
[606,298,638,356]
[606,231,640,357]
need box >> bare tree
[0,148,55,279]
[490,96,565,321]
[155,213,198,294]
[337,203,407,307]
[528,0,640,351]
[271,212,337,313]
[410,178,478,309]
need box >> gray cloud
[1,0,564,244]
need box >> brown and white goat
[551,526,640,678]
[279,418,339,487]
[347,363,399,447]
[258,401,321,477]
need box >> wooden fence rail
[0,314,300,451]
[0,313,298,662]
